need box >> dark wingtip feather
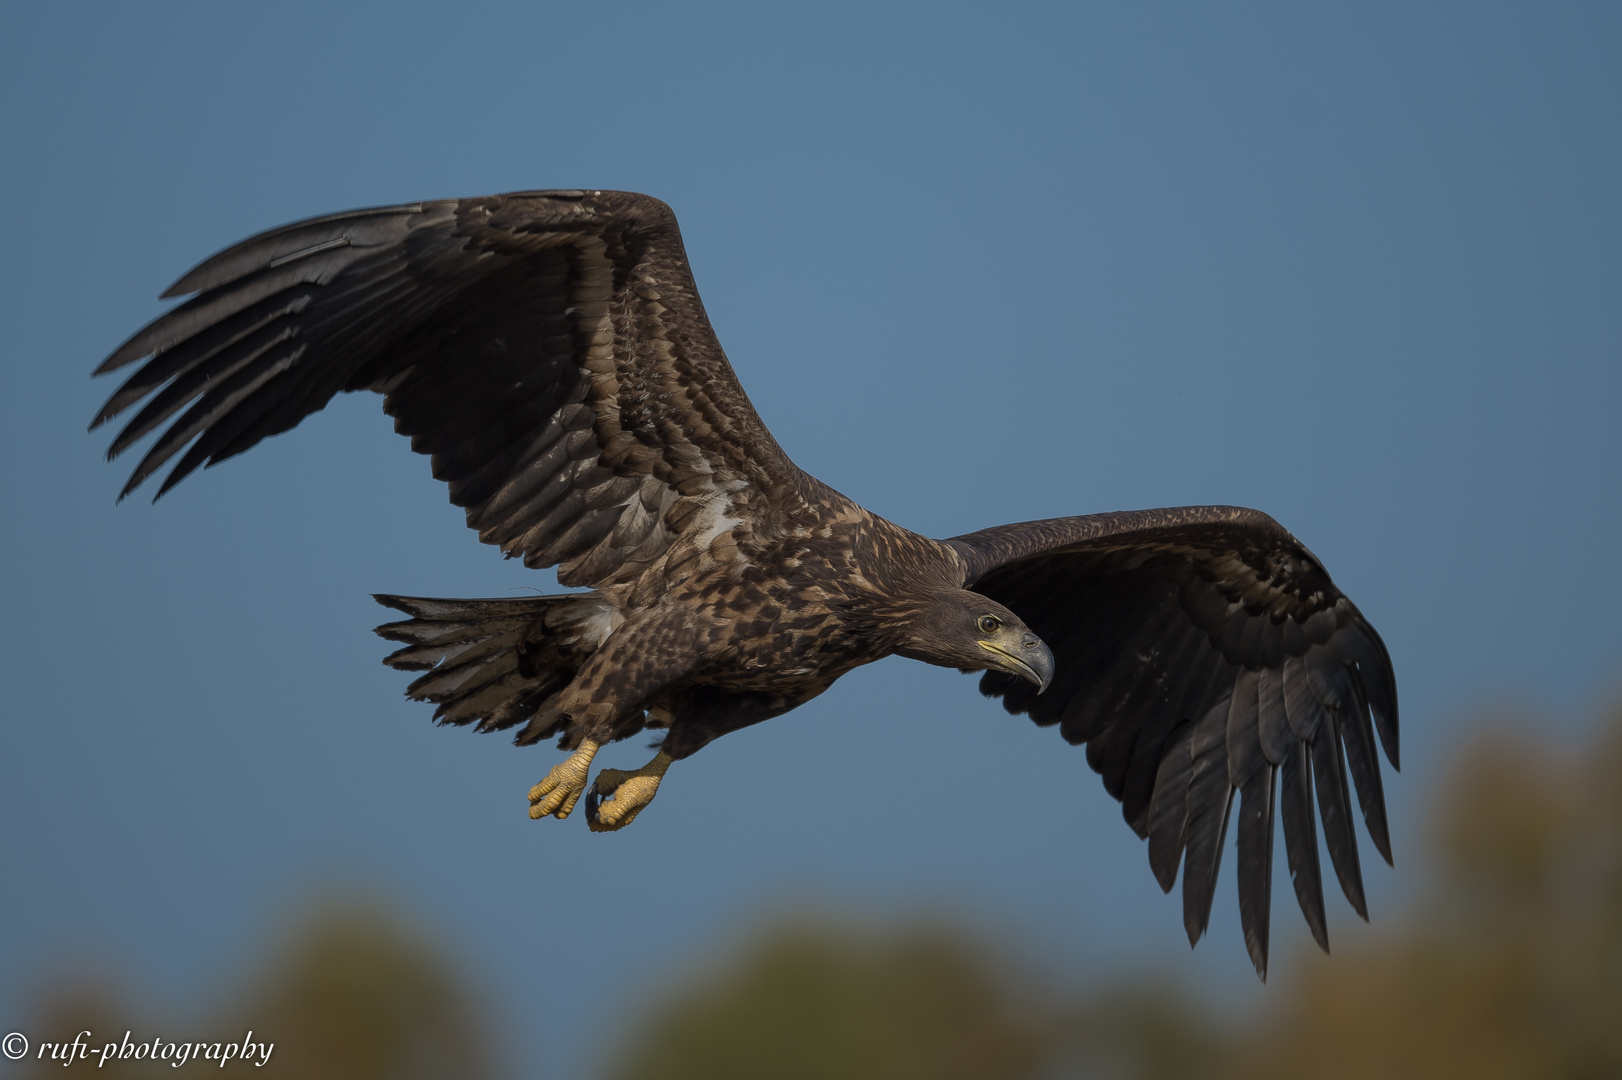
[1332,620,1400,771]
[118,465,152,502]
[382,645,439,671]
[159,202,429,298]
[1280,745,1329,953]
[1311,727,1369,920]
[153,444,208,500]
[94,323,156,375]
[1287,654,1368,922]
[1146,719,1196,893]
[1306,651,1393,867]
[96,345,141,377]
[1236,765,1276,982]
[1180,776,1234,949]
[374,624,417,645]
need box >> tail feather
[373,592,609,740]
[383,624,527,673]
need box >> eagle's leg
[584,751,673,833]
[527,738,601,820]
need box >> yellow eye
[978,615,1001,634]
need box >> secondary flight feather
[92,189,1398,979]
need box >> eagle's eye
[978,615,1001,634]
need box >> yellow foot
[585,751,673,833]
[528,739,601,820]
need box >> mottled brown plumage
[92,189,1397,979]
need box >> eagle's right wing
[950,507,1398,979]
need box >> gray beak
[982,633,1055,694]
[1021,633,1055,694]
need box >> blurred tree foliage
[19,981,169,1080]
[18,900,495,1080]
[605,922,1052,1080]
[1059,981,1229,1080]
[239,903,495,1080]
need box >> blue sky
[3,3,1620,1077]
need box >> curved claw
[585,752,672,833]
[580,765,630,821]
[583,783,607,823]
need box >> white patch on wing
[690,496,743,549]
[548,596,623,648]
[575,604,621,647]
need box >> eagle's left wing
[90,190,809,591]
[948,506,1397,979]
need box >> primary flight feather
[93,189,1397,979]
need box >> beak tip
[1031,641,1055,695]
[1021,645,1055,695]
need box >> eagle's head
[893,589,1054,692]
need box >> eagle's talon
[582,771,628,823]
[527,739,600,820]
[584,753,672,833]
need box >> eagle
[92,189,1397,979]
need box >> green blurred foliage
[239,903,495,1080]
[17,900,495,1080]
[605,923,1052,1080]
[19,982,169,1079]
[1059,982,1228,1080]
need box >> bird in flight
[92,190,1397,978]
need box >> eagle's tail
[372,593,615,741]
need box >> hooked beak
[978,633,1055,694]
